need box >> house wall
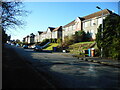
[30,37,34,43]
[82,15,107,39]
[58,30,62,39]
[46,28,52,39]
[28,37,30,44]
[52,31,57,39]
[62,17,82,41]
[40,33,46,41]
[34,35,38,43]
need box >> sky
[6,2,119,41]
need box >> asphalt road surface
[4,44,120,89]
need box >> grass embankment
[67,41,96,55]
[43,43,59,50]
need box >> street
[4,44,120,88]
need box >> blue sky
[6,2,118,41]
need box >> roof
[63,9,112,28]
[38,31,43,34]
[48,27,55,32]
[53,26,62,32]
[63,20,75,28]
[41,32,46,34]
[82,9,112,20]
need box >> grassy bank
[43,43,59,50]
[67,41,96,54]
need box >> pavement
[52,52,120,68]
[2,45,56,89]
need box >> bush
[57,38,62,44]
[52,39,57,43]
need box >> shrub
[57,38,62,44]
[52,38,57,43]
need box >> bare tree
[1,1,29,43]
[1,1,28,30]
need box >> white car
[34,45,42,51]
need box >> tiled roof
[53,26,62,32]
[63,20,75,28]
[63,9,112,28]
[82,9,112,20]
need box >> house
[82,9,112,39]
[34,31,43,43]
[52,26,62,39]
[62,17,83,41]
[23,33,35,44]
[23,9,113,43]
[23,37,26,43]
[62,9,112,40]
[24,35,29,43]
[45,27,55,40]
[39,32,47,42]
[28,33,35,44]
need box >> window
[85,22,88,27]
[83,22,85,28]
[69,26,73,31]
[91,19,95,26]
[90,30,94,36]
[98,18,102,25]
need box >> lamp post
[96,6,103,57]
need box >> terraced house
[82,9,112,39]
[52,26,62,39]
[62,17,83,41]
[34,31,43,43]
[62,9,112,40]
[23,9,113,44]
[45,27,55,40]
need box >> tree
[96,14,120,60]
[1,1,28,43]
[1,1,28,30]
[74,30,87,43]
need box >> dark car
[23,45,28,49]
[34,45,42,51]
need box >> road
[6,44,120,88]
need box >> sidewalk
[82,57,120,68]
[2,45,56,89]
[53,52,120,68]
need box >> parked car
[28,44,35,49]
[23,45,28,49]
[16,43,20,47]
[34,45,42,51]
[11,43,15,46]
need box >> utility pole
[96,6,103,57]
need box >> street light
[96,6,103,57]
